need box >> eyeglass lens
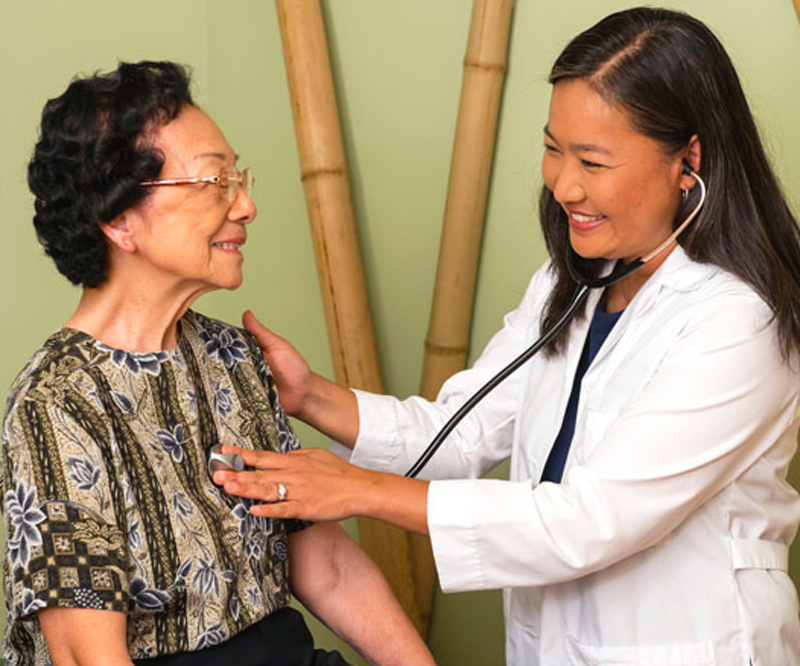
[220,167,253,200]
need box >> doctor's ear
[679,136,701,190]
[100,213,136,253]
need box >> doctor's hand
[214,445,430,535]
[242,310,314,418]
[242,311,361,446]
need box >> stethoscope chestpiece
[208,444,244,482]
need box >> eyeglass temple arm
[139,176,216,187]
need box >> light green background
[1,1,799,664]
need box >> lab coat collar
[619,245,717,318]
[651,245,719,293]
[589,246,717,367]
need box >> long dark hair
[539,7,800,358]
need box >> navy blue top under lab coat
[541,296,623,483]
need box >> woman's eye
[581,159,604,169]
[543,143,560,155]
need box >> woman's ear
[680,135,702,190]
[101,212,136,252]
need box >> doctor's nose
[551,165,586,205]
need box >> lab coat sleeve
[428,290,800,591]
[350,263,555,480]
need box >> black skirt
[133,607,352,666]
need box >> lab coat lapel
[587,247,709,369]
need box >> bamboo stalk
[421,0,515,399]
[275,0,427,635]
[410,0,516,634]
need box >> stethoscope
[404,161,707,478]
[207,163,707,482]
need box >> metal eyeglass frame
[140,166,253,201]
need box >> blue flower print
[245,531,267,561]
[191,558,220,599]
[186,390,197,416]
[97,344,167,376]
[229,592,240,622]
[233,500,273,562]
[122,477,134,507]
[66,457,101,492]
[17,587,46,618]
[246,585,261,607]
[128,519,142,551]
[173,558,193,588]
[200,328,248,368]
[212,380,234,418]
[196,623,227,650]
[111,391,134,415]
[5,481,46,569]
[273,538,288,563]
[275,407,300,452]
[172,492,194,518]
[129,577,170,612]
[191,558,234,599]
[156,424,189,463]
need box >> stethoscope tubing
[404,282,589,477]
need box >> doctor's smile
[566,211,607,232]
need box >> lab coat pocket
[566,635,716,665]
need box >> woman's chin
[211,270,245,292]
[569,243,605,261]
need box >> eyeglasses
[140,166,254,201]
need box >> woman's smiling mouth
[568,210,606,231]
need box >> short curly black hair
[28,61,194,287]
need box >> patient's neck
[65,273,210,353]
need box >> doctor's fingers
[229,468,365,522]
[218,445,288,469]
[216,469,284,502]
[233,446,356,479]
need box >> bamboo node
[424,340,468,356]
[463,57,506,73]
[300,166,346,182]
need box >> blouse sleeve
[2,392,130,620]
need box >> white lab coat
[349,247,800,665]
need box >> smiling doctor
[217,7,800,665]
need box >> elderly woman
[2,61,435,666]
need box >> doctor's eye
[581,159,605,169]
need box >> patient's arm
[38,607,135,665]
[289,522,436,666]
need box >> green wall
[1,2,799,664]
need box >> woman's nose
[230,188,257,224]
[551,163,586,205]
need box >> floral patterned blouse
[1,311,308,664]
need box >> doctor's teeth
[214,243,239,249]
[572,213,604,223]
